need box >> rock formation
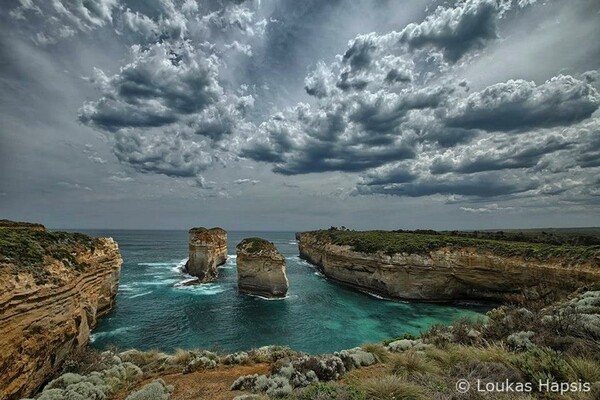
[236,238,288,298]
[296,230,600,303]
[185,227,227,283]
[0,222,123,400]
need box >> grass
[567,357,600,383]
[0,227,98,283]
[303,229,600,265]
[357,375,427,400]
[389,351,440,377]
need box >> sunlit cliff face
[1,0,599,230]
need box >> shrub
[224,351,251,365]
[383,333,419,346]
[506,331,535,351]
[125,379,173,400]
[249,346,299,363]
[511,346,575,382]
[361,343,389,363]
[231,374,259,391]
[184,350,219,373]
[296,382,365,400]
[358,375,427,400]
[336,348,378,370]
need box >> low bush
[511,346,575,382]
[295,382,365,400]
[125,379,173,400]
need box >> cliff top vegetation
[237,237,277,253]
[0,227,99,283]
[303,229,600,265]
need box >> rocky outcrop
[185,227,227,283]
[0,223,122,400]
[296,231,600,303]
[236,238,288,298]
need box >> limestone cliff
[185,227,227,283]
[0,223,122,400]
[236,238,288,298]
[296,230,600,302]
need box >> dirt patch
[115,363,270,400]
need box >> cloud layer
[240,0,600,206]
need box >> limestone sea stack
[236,238,289,298]
[185,227,227,283]
[0,221,123,399]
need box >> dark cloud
[113,131,212,177]
[78,41,223,132]
[445,75,600,131]
[398,0,500,62]
[357,171,538,198]
[240,86,453,174]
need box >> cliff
[296,230,600,302]
[185,227,227,283]
[236,238,288,298]
[0,223,122,400]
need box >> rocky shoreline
[296,230,600,303]
[0,222,123,399]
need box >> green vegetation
[238,237,275,253]
[307,229,600,264]
[0,227,98,283]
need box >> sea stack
[236,238,289,298]
[185,227,227,283]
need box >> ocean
[81,230,489,354]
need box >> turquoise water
[83,230,489,354]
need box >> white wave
[288,241,298,245]
[128,291,152,299]
[90,326,136,342]
[244,293,293,301]
[359,289,388,300]
[227,254,237,259]
[173,277,198,287]
[119,285,134,292]
[175,283,230,295]
[134,279,180,286]
[172,258,188,273]
[137,262,175,266]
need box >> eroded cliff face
[296,231,600,302]
[237,238,288,298]
[185,227,227,283]
[0,224,122,400]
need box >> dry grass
[568,357,600,383]
[358,375,427,400]
[389,351,440,377]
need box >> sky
[0,0,599,231]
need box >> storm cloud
[2,0,600,229]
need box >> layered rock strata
[0,223,122,400]
[236,238,288,298]
[296,231,600,302]
[185,227,227,283]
